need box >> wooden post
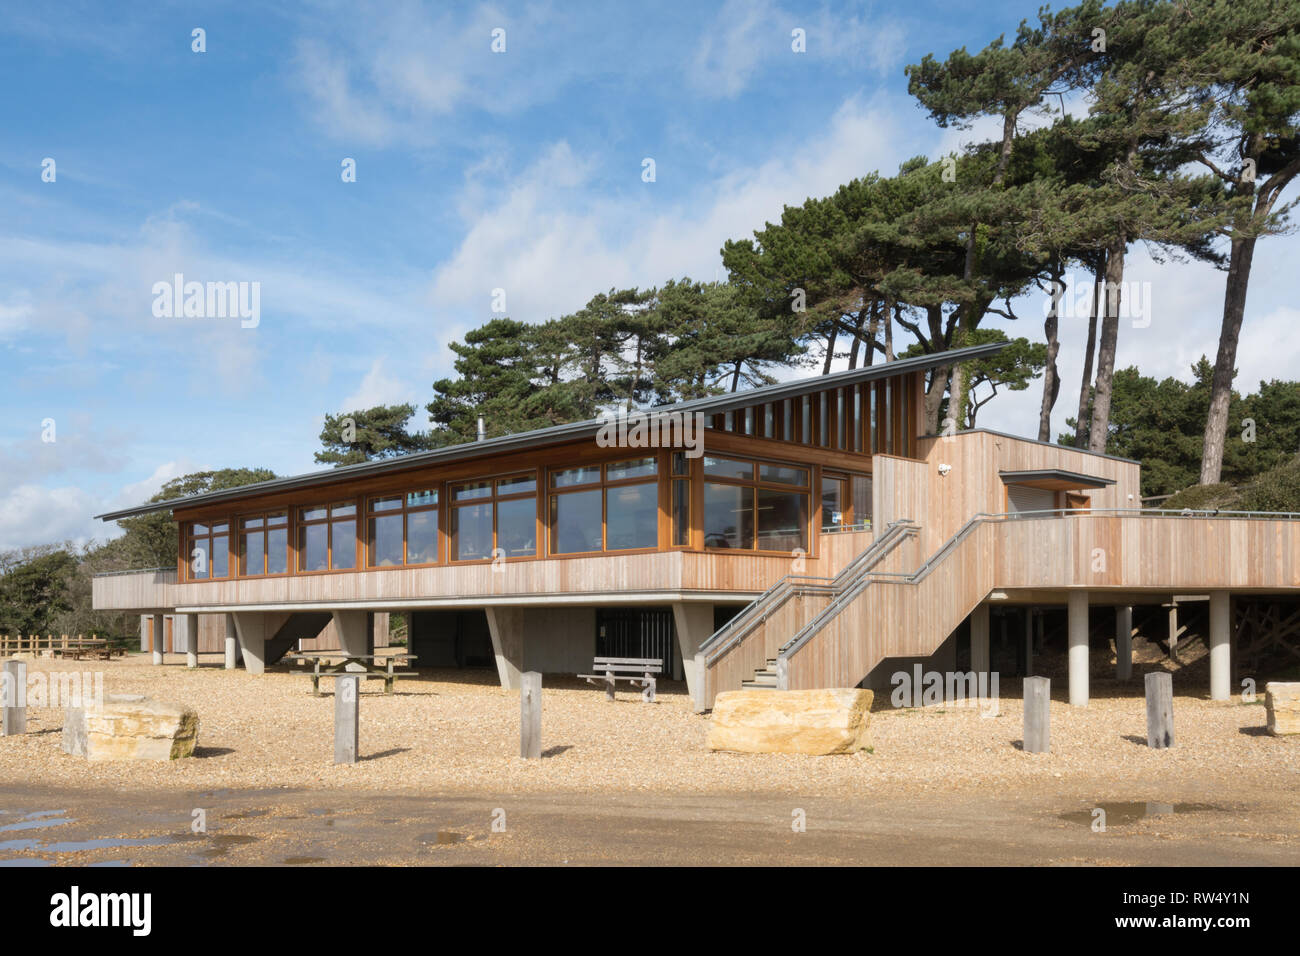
[520,671,541,759]
[604,668,615,702]
[1023,676,1050,754]
[1145,672,1174,749]
[692,652,707,713]
[1167,603,1179,662]
[334,674,359,764]
[3,660,26,736]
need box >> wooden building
[92,343,1300,708]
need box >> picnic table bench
[578,656,662,702]
[284,652,418,696]
[54,639,125,661]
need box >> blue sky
[2,0,1297,551]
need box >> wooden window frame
[185,520,231,581]
[548,457,661,557]
[365,488,441,569]
[700,453,812,555]
[449,470,540,565]
[237,510,290,578]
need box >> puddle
[0,817,74,833]
[1060,802,1221,827]
[282,856,326,865]
[0,839,41,852]
[0,858,52,867]
[87,860,131,867]
[422,831,466,846]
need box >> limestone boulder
[707,688,873,755]
[63,693,199,761]
[1264,682,1300,736]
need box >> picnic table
[55,638,125,661]
[284,651,418,696]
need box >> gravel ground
[1,651,1296,799]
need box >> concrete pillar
[1067,591,1089,707]
[139,615,149,653]
[151,613,164,666]
[224,614,238,670]
[970,603,990,678]
[231,613,268,675]
[484,606,524,690]
[1167,603,1179,661]
[1116,605,1133,682]
[1209,590,1231,701]
[1023,608,1034,676]
[672,602,715,710]
[332,610,370,671]
[184,613,200,669]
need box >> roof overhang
[999,468,1117,491]
[97,342,1005,522]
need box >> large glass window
[701,455,809,552]
[186,521,229,579]
[549,457,659,555]
[822,472,872,532]
[298,502,356,571]
[366,490,440,567]
[451,473,537,562]
[240,511,288,575]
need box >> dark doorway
[409,610,494,668]
[596,607,675,671]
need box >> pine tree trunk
[1200,234,1257,484]
[864,298,880,368]
[1074,257,1105,445]
[1037,265,1063,443]
[822,325,838,374]
[885,298,895,362]
[1088,240,1125,453]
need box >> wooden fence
[0,634,120,656]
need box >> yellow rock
[1264,682,1300,736]
[63,694,199,761]
[707,689,873,755]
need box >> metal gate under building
[595,607,675,673]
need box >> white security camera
[938,463,952,477]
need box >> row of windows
[185,454,870,579]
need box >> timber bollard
[3,660,27,735]
[692,653,706,713]
[334,674,359,764]
[1145,671,1174,749]
[1023,676,1050,753]
[521,671,541,759]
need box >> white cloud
[430,94,911,324]
[340,357,419,411]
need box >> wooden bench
[578,656,662,703]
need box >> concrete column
[672,602,714,710]
[231,613,268,675]
[1116,605,1133,682]
[151,613,164,666]
[139,615,149,653]
[1023,608,1034,676]
[332,610,370,671]
[1067,591,1089,707]
[224,614,238,670]
[970,603,990,678]
[484,606,524,690]
[1209,590,1231,701]
[184,613,200,669]
[1167,603,1179,661]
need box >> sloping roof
[999,468,1118,490]
[96,342,1004,522]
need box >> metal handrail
[775,505,1300,664]
[91,566,177,578]
[700,519,919,664]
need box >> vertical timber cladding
[596,607,676,673]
